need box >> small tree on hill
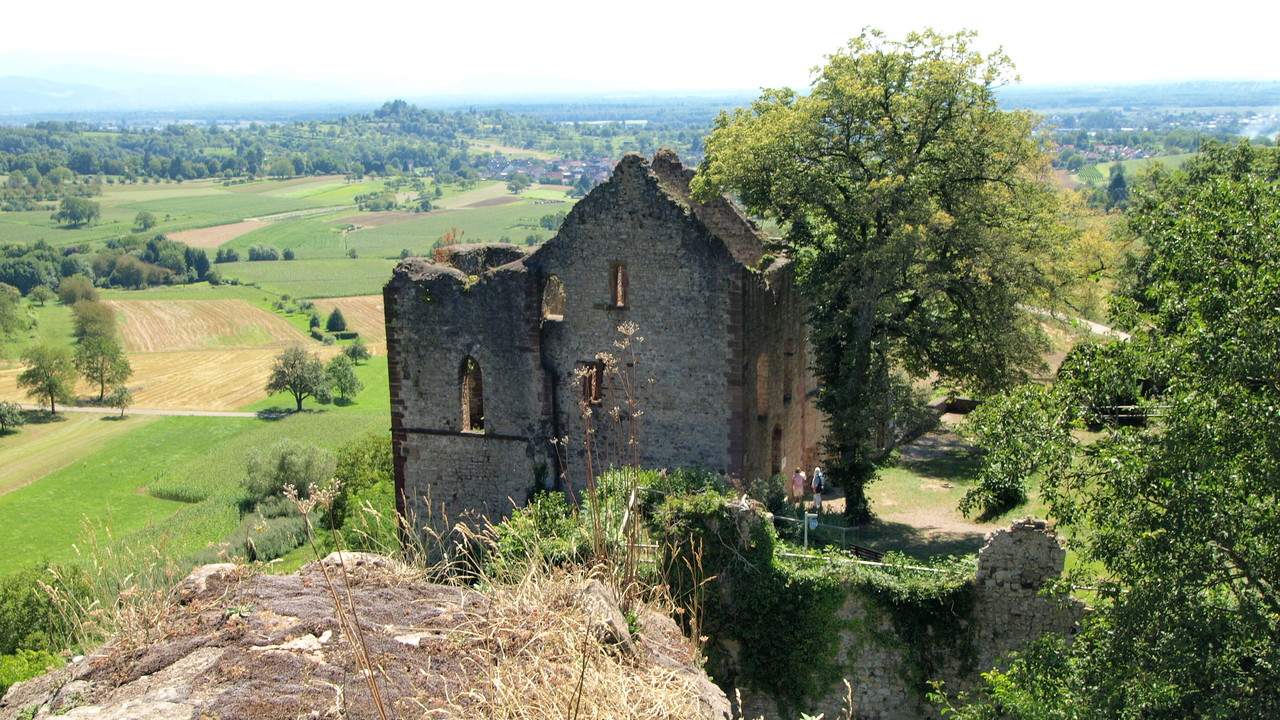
[27,285,54,307]
[343,337,371,365]
[17,345,77,414]
[265,346,330,412]
[57,275,98,305]
[134,211,157,231]
[72,300,116,340]
[51,197,100,227]
[325,307,347,333]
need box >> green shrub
[331,434,393,525]
[220,512,311,563]
[0,649,63,695]
[486,492,588,581]
[0,565,89,655]
[242,440,336,506]
[0,402,24,433]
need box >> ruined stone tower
[384,151,825,527]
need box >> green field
[1073,152,1196,186]
[0,410,388,575]
[0,176,368,248]
[214,258,397,297]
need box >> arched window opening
[770,425,783,476]
[542,275,567,320]
[783,337,795,404]
[610,262,628,308]
[756,353,770,419]
[461,356,484,432]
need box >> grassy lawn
[791,425,1069,566]
[0,412,161,494]
[0,410,388,575]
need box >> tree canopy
[325,307,347,333]
[74,336,132,402]
[51,197,100,227]
[953,141,1280,717]
[17,346,77,413]
[692,29,1061,520]
[265,346,330,412]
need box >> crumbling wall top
[974,517,1067,591]
[434,243,529,276]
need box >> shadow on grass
[854,518,988,559]
[99,414,129,422]
[255,407,300,420]
[20,410,69,424]
[897,449,983,484]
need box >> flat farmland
[314,295,387,348]
[126,347,337,410]
[0,297,345,411]
[215,258,397,297]
[107,299,305,352]
[168,220,266,248]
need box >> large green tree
[325,354,363,401]
[265,346,330,412]
[17,346,77,414]
[74,336,132,402]
[692,29,1060,520]
[951,142,1280,718]
[50,197,100,227]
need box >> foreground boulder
[1,553,729,720]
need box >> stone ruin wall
[740,261,824,482]
[527,153,745,484]
[739,518,1085,720]
[384,250,548,530]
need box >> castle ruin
[383,150,825,526]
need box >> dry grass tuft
[421,567,719,720]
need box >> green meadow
[0,411,387,575]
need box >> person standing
[811,466,826,512]
[791,467,807,507]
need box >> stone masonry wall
[527,153,746,490]
[739,518,1084,720]
[740,259,824,481]
[385,151,823,533]
[384,254,547,530]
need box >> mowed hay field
[314,295,386,348]
[0,297,347,411]
[108,299,303,352]
[168,220,266,248]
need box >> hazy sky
[5,0,1274,95]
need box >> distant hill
[999,80,1280,111]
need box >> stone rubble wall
[740,518,1084,720]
